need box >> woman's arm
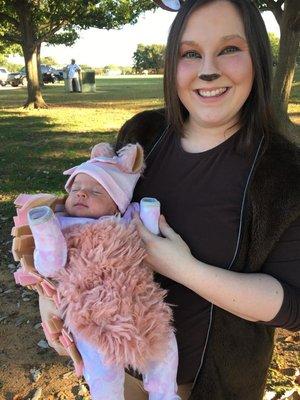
[260,217,300,331]
[135,215,285,323]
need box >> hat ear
[154,0,182,11]
[117,143,144,173]
[91,143,115,159]
[132,144,144,173]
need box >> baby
[12,143,180,400]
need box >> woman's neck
[181,118,240,153]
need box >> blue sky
[10,8,280,68]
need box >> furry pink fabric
[55,217,173,373]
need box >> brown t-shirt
[133,129,300,384]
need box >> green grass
[289,67,300,124]
[0,72,299,245]
[0,76,164,249]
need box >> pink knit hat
[63,143,144,214]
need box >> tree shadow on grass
[0,111,118,245]
[50,100,163,109]
[289,111,300,120]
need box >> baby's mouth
[74,203,88,207]
[196,87,229,98]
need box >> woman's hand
[134,214,195,284]
[135,213,284,323]
[38,295,68,356]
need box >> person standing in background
[66,59,81,92]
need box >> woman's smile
[194,86,230,102]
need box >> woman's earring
[153,0,182,11]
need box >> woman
[116,0,300,399]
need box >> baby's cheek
[64,196,72,214]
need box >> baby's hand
[139,197,160,235]
[134,214,193,284]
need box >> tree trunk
[272,0,299,133]
[15,1,47,109]
[37,43,44,88]
[22,44,48,109]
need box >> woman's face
[176,0,254,131]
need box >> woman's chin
[191,113,238,131]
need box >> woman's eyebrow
[180,40,198,46]
[222,34,246,42]
[180,34,246,46]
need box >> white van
[0,67,10,86]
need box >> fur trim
[55,217,173,372]
[116,108,167,154]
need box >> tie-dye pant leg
[74,332,181,400]
[143,332,181,400]
[75,335,125,400]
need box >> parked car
[7,64,63,87]
[7,70,27,87]
[40,64,62,83]
[52,68,64,81]
[0,67,10,86]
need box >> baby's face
[65,173,118,218]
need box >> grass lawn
[0,76,164,230]
[0,72,299,220]
[0,72,299,231]
[289,67,300,124]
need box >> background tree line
[133,43,165,73]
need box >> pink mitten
[140,198,161,235]
[28,206,67,277]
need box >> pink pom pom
[91,143,115,159]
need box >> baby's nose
[77,190,87,198]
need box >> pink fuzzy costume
[14,142,180,400]
[57,215,179,400]
[27,211,180,400]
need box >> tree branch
[37,2,83,43]
[0,12,19,28]
[36,21,68,45]
[263,0,283,27]
[1,32,22,45]
[36,4,82,44]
